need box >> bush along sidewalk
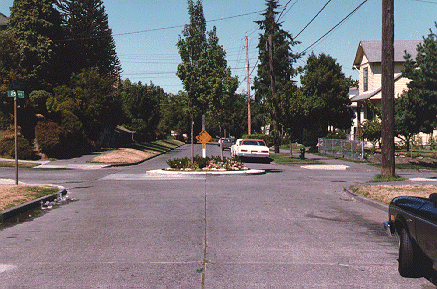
[166,156,247,171]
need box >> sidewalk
[0,153,111,170]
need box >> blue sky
[1,0,437,94]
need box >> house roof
[0,13,8,26]
[350,73,403,102]
[353,40,422,69]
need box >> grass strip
[349,184,437,204]
[369,174,407,182]
[0,161,39,168]
[0,185,59,211]
[270,153,323,165]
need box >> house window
[363,68,368,92]
[367,106,374,121]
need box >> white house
[0,13,8,30]
[349,40,422,140]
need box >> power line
[277,0,300,22]
[113,10,263,38]
[294,0,332,39]
[300,0,368,55]
[412,0,437,3]
[277,0,294,21]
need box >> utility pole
[268,34,280,153]
[246,35,251,135]
[381,0,395,177]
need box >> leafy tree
[177,0,239,141]
[400,24,437,143]
[253,0,300,152]
[394,91,433,150]
[359,120,381,151]
[177,0,207,123]
[8,0,64,90]
[0,31,23,128]
[57,0,121,77]
[202,27,238,137]
[158,91,192,140]
[0,32,23,93]
[299,52,354,135]
[46,68,122,153]
[121,80,165,141]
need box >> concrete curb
[0,185,67,222]
[344,187,389,212]
[148,168,266,175]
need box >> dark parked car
[383,193,437,277]
[220,138,236,150]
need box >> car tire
[398,226,421,277]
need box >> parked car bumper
[237,153,269,158]
[383,220,396,237]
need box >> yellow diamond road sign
[196,130,211,144]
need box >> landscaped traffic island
[166,156,248,171]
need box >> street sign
[8,90,25,98]
[8,90,16,97]
[196,130,212,145]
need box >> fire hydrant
[299,147,305,160]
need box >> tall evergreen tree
[253,0,300,152]
[57,0,121,77]
[8,0,64,91]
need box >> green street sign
[7,90,25,98]
[8,90,17,97]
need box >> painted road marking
[0,264,16,273]
[101,173,205,181]
[301,165,349,170]
[410,177,437,182]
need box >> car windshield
[242,140,266,146]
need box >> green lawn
[270,153,322,165]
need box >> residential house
[0,13,8,30]
[349,40,422,140]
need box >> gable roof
[353,40,422,69]
[0,13,8,27]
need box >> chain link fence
[318,138,364,160]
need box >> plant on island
[166,156,247,171]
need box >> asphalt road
[0,144,436,288]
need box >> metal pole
[202,115,206,158]
[14,96,18,185]
[191,119,194,163]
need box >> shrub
[0,135,35,160]
[166,156,246,170]
[326,130,347,139]
[35,120,63,157]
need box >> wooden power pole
[381,0,395,177]
[246,35,251,135]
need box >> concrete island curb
[1,185,67,222]
[344,187,389,212]
[148,168,266,175]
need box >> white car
[231,139,270,159]
[230,139,243,157]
